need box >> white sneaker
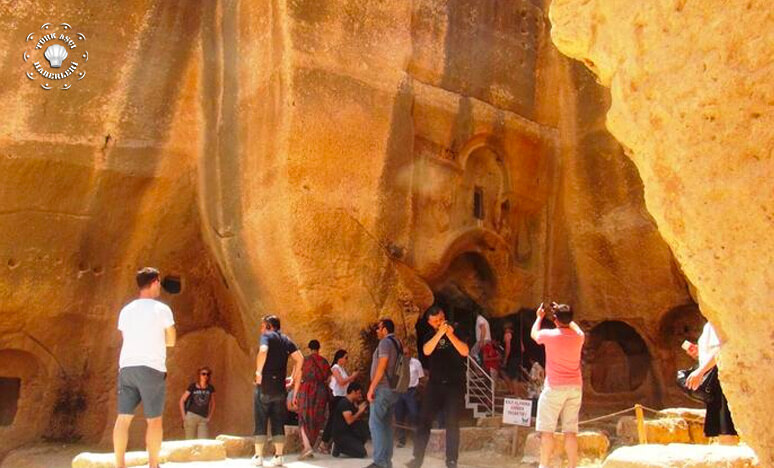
[251,454,263,466]
[269,455,284,467]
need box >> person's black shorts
[117,366,166,418]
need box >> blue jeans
[369,386,399,468]
[395,387,419,443]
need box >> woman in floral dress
[296,339,332,459]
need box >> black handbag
[676,365,717,403]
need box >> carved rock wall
[0,0,715,457]
[0,1,246,457]
[550,0,774,463]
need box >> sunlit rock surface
[0,0,708,456]
[550,0,774,464]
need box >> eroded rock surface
[602,443,759,468]
[0,0,717,457]
[522,431,610,464]
[550,0,774,463]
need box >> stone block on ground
[72,451,167,468]
[658,408,706,422]
[601,443,759,467]
[655,409,708,444]
[159,439,226,462]
[491,426,529,455]
[426,427,500,454]
[617,416,692,445]
[216,434,255,458]
[476,416,503,428]
[215,426,300,457]
[0,444,87,468]
[522,431,610,464]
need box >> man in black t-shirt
[407,306,469,468]
[331,382,370,459]
[253,315,304,467]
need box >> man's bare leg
[146,417,163,468]
[564,432,578,468]
[275,442,284,456]
[113,414,134,468]
[539,431,554,468]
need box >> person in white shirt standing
[471,312,492,363]
[395,347,425,447]
[113,267,176,468]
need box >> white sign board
[502,398,532,426]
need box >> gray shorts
[117,366,166,418]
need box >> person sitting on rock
[331,382,370,459]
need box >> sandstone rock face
[522,431,610,464]
[602,443,759,468]
[0,0,248,457]
[0,0,709,457]
[550,1,774,464]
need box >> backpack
[386,336,411,394]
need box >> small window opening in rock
[0,377,21,426]
[161,275,182,295]
[473,187,485,220]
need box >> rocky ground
[0,444,604,468]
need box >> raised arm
[343,402,368,425]
[423,324,448,356]
[444,325,469,357]
[530,304,545,342]
[569,321,584,336]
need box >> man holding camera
[530,302,585,468]
[407,306,469,468]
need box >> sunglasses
[200,372,211,376]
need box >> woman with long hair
[178,366,216,439]
[295,340,332,459]
[320,348,359,450]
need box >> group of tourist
[111,267,738,468]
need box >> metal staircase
[464,356,496,418]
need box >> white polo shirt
[409,357,424,388]
[118,298,174,372]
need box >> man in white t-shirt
[113,267,176,468]
[395,347,425,447]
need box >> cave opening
[586,321,651,393]
[0,377,21,426]
[161,275,182,295]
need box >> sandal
[299,449,314,460]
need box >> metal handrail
[465,355,496,416]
